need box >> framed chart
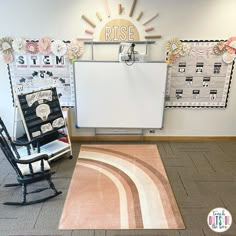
[16,87,65,140]
[165,40,235,108]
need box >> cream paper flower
[213,41,227,56]
[12,38,26,53]
[222,51,235,64]
[51,40,67,57]
[165,38,183,55]
[0,37,13,54]
[179,43,190,56]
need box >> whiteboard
[74,61,167,128]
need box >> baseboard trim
[71,136,236,142]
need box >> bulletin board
[17,87,65,140]
[74,61,167,129]
[165,40,235,108]
[8,45,75,107]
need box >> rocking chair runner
[0,117,62,205]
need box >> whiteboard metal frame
[83,41,155,60]
[73,60,167,129]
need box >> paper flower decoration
[0,37,13,54]
[179,43,190,56]
[165,38,183,54]
[166,53,179,63]
[51,40,67,57]
[38,37,51,55]
[24,41,39,54]
[12,38,26,53]
[213,41,226,55]
[66,41,84,61]
[2,53,13,64]
[222,52,235,64]
[226,37,236,54]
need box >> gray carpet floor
[0,141,236,236]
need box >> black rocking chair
[0,117,62,205]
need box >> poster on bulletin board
[8,44,75,107]
[165,40,235,108]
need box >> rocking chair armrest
[12,138,42,154]
[15,153,49,164]
[12,137,41,147]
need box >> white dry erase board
[74,61,167,128]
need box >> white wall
[0,0,236,136]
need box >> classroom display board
[9,52,75,107]
[17,87,65,140]
[74,61,167,129]
[165,40,235,108]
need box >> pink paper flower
[25,41,39,54]
[38,37,51,55]
[66,41,84,61]
[226,37,236,54]
[2,53,13,64]
[167,52,179,63]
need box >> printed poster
[9,52,75,107]
[165,41,235,108]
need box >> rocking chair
[0,117,62,205]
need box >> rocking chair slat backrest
[0,118,23,177]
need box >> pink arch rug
[59,144,185,229]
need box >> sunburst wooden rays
[80,0,162,40]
